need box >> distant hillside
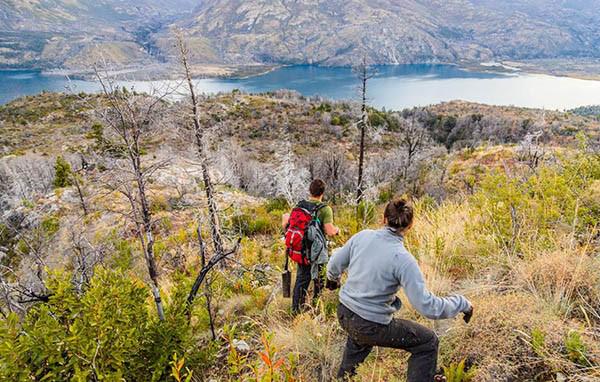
[3,0,600,71]
[169,0,600,65]
[0,0,197,68]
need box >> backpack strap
[314,203,326,214]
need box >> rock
[232,339,250,353]
[59,189,80,204]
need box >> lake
[3,65,600,110]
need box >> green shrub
[264,197,290,213]
[0,269,218,381]
[314,102,332,113]
[40,215,60,236]
[443,359,476,382]
[368,110,387,127]
[470,151,600,255]
[357,201,377,227]
[531,328,546,357]
[87,122,104,147]
[0,269,148,380]
[565,330,591,367]
[231,213,276,236]
[331,113,351,126]
[53,156,73,188]
[230,206,280,236]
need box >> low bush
[230,205,280,237]
[53,156,73,188]
[0,269,218,381]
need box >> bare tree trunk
[185,235,241,316]
[355,57,372,205]
[196,225,216,340]
[133,151,165,321]
[94,69,166,321]
[72,173,88,216]
[177,35,224,258]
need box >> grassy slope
[0,93,599,381]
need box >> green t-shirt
[309,198,333,225]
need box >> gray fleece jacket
[327,228,471,325]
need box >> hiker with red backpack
[282,179,340,313]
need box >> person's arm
[281,213,290,230]
[399,257,472,320]
[326,235,353,282]
[324,223,339,236]
[320,206,339,237]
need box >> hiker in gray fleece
[327,199,473,382]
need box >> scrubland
[0,91,598,381]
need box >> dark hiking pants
[292,263,323,313]
[336,303,439,381]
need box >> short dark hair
[384,198,414,232]
[309,179,326,197]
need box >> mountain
[172,0,600,66]
[0,0,198,68]
[2,0,600,70]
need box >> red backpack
[285,200,325,265]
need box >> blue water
[3,65,600,110]
[0,69,99,105]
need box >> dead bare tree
[176,34,225,259]
[0,216,55,312]
[274,122,309,205]
[353,56,375,205]
[185,224,241,333]
[72,173,88,216]
[68,226,106,294]
[398,111,429,179]
[176,33,244,326]
[517,130,545,170]
[70,154,92,216]
[93,69,172,320]
[322,149,349,204]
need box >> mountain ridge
[2,1,600,72]
[171,0,600,66]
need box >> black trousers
[337,303,439,381]
[292,263,324,313]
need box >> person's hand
[325,279,340,290]
[463,305,474,324]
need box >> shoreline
[38,63,281,82]
[4,60,600,82]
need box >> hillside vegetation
[0,91,599,381]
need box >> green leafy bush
[53,156,73,188]
[470,151,600,255]
[0,269,148,380]
[230,206,280,236]
[565,330,591,367]
[264,197,290,213]
[0,269,217,381]
[531,328,546,357]
[443,359,476,382]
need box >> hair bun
[384,198,414,231]
[394,199,406,209]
